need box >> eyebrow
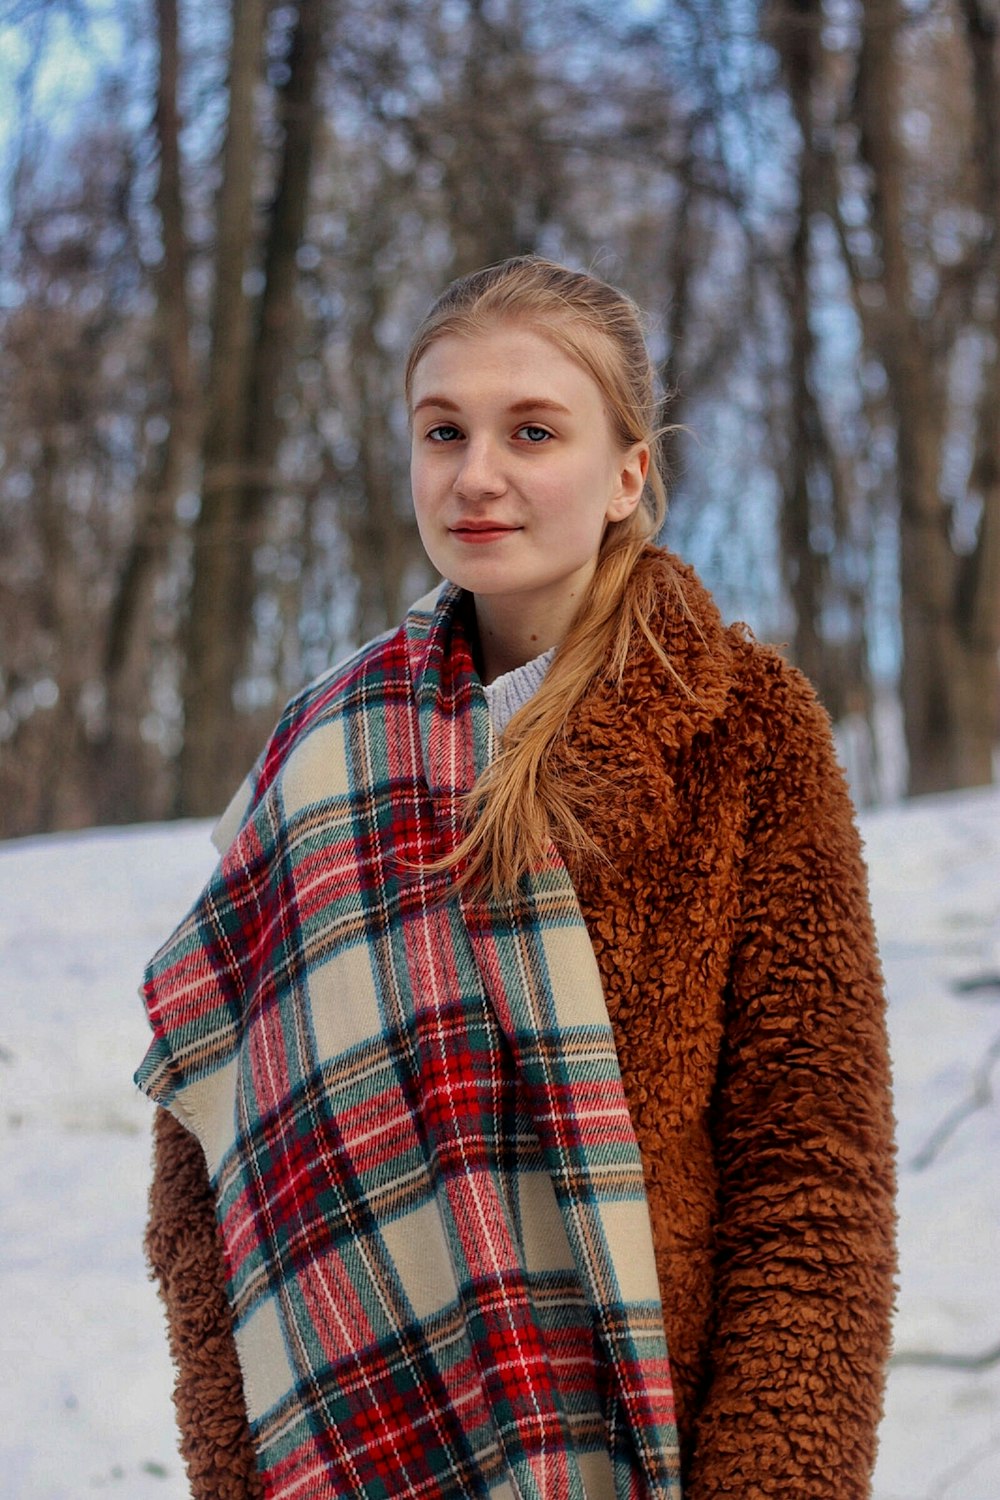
[411,395,573,417]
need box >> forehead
[409,324,606,412]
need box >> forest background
[1,0,998,837]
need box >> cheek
[409,452,431,512]
[547,462,617,529]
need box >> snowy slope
[0,791,998,1499]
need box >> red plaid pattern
[137,585,681,1499]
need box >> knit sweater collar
[482,646,556,733]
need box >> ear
[605,443,649,523]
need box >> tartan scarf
[136,582,681,1500]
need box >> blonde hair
[406,256,683,898]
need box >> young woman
[138,257,896,1500]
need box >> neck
[473,578,591,684]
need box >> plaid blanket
[136,582,681,1500]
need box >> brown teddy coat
[145,551,896,1500]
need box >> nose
[453,435,507,500]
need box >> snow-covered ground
[1,790,998,1499]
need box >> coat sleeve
[687,659,897,1499]
[145,1109,264,1500]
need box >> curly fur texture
[144,551,896,1499]
[146,1108,264,1500]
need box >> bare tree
[177,0,329,815]
[2,0,996,837]
[99,0,200,824]
[853,0,999,792]
[0,107,154,835]
[765,0,875,730]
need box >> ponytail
[406,256,687,899]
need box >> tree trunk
[857,0,994,793]
[177,0,328,816]
[343,240,423,640]
[100,0,199,824]
[176,0,268,816]
[658,134,695,490]
[954,0,1000,784]
[231,0,329,669]
[773,0,828,697]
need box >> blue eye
[517,425,551,443]
[427,424,462,442]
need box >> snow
[1,792,998,1498]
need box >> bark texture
[178,0,328,815]
[101,0,199,823]
[857,0,1000,793]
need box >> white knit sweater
[482,648,556,735]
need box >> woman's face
[409,324,647,641]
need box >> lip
[449,521,522,543]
